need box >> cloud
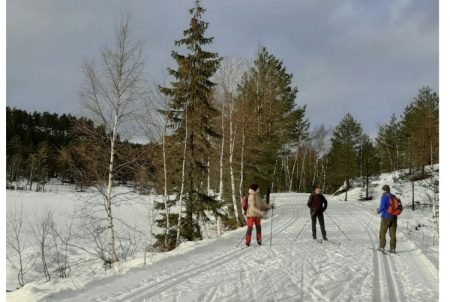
[7,0,438,136]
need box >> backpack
[387,195,403,216]
[241,196,248,211]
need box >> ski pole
[325,211,351,240]
[235,232,246,248]
[295,220,309,241]
[269,202,274,248]
[365,212,376,229]
[295,210,315,241]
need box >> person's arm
[377,195,389,214]
[322,195,328,211]
[260,194,272,211]
[307,194,313,208]
[262,200,272,211]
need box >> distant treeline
[6,107,157,191]
[6,84,439,197]
[6,107,78,186]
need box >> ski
[244,244,262,249]
[323,239,341,246]
[368,247,387,255]
[315,239,323,244]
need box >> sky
[6,0,438,137]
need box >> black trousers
[311,211,327,239]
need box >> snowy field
[6,171,439,302]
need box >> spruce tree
[159,0,222,243]
[327,113,362,200]
[376,114,401,174]
[236,47,308,193]
[400,87,438,176]
[358,134,379,200]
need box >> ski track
[44,194,438,302]
[350,211,397,302]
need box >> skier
[307,184,328,241]
[245,184,272,246]
[376,185,398,253]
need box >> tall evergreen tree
[236,47,308,194]
[358,134,380,200]
[376,114,401,174]
[400,87,439,175]
[160,0,222,243]
[327,113,362,200]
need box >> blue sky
[6,0,438,137]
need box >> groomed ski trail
[45,193,438,302]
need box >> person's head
[312,184,321,194]
[249,184,260,193]
[382,185,390,193]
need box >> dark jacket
[307,193,328,214]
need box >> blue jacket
[377,193,396,219]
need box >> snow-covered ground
[6,170,439,301]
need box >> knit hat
[249,184,259,192]
[382,185,390,192]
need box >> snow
[6,171,439,301]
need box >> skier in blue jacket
[376,185,398,253]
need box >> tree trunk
[162,132,170,249]
[176,110,189,246]
[365,162,369,200]
[239,129,245,198]
[272,159,278,194]
[229,105,240,226]
[430,141,438,238]
[207,155,211,196]
[289,155,298,192]
[344,178,349,201]
[29,156,35,191]
[384,137,394,173]
[300,149,307,192]
[106,120,119,263]
[311,157,318,188]
[219,99,225,202]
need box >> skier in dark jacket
[307,184,328,240]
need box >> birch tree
[309,125,330,189]
[30,208,54,281]
[215,57,247,226]
[6,203,37,287]
[80,16,145,263]
[137,83,173,249]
